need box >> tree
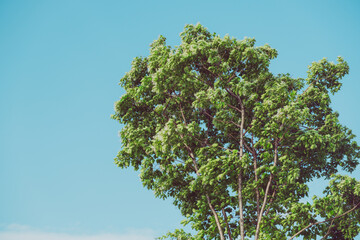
[112,24,360,239]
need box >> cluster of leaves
[112,24,360,239]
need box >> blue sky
[1,0,359,239]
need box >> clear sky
[1,0,360,239]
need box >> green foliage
[113,24,360,239]
[157,229,194,240]
[312,175,360,239]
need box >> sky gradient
[1,0,360,239]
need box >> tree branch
[202,110,242,128]
[175,110,226,240]
[182,140,226,240]
[264,187,277,216]
[227,103,243,114]
[226,71,237,84]
[225,87,244,109]
[205,195,226,240]
[238,103,245,240]
[222,208,233,240]
[254,140,278,240]
[320,219,335,240]
[288,201,360,240]
[244,137,260,216]
[178,101,187,125]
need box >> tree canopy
[112,24,360,239]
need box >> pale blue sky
[1,0,360,239]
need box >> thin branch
[183,140,226,240]
[238,103,245,240]
[226,71,237,84]
[201,64,221,80]
[227,132,240,143]
[252,134,260,216]
[242,141,252,153]
[288,201,360,240]
[297,80,316,101]
[227,103,243,114]
[195,75,214,89]
[175,115,226,240]
[161,97,173,120]
[224,87,244,109]
[229,120,243,129]
[204,195,225,240]
[202,110,242,128]
[264,187,277,216]
[192,135,206,148]
[242,139,260,216]
[255,140,279,240]
[217,145,234,152]
[320,219,335,240]
[179,101,187,125]
[222,208,233,240]
[179,100,235,240]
